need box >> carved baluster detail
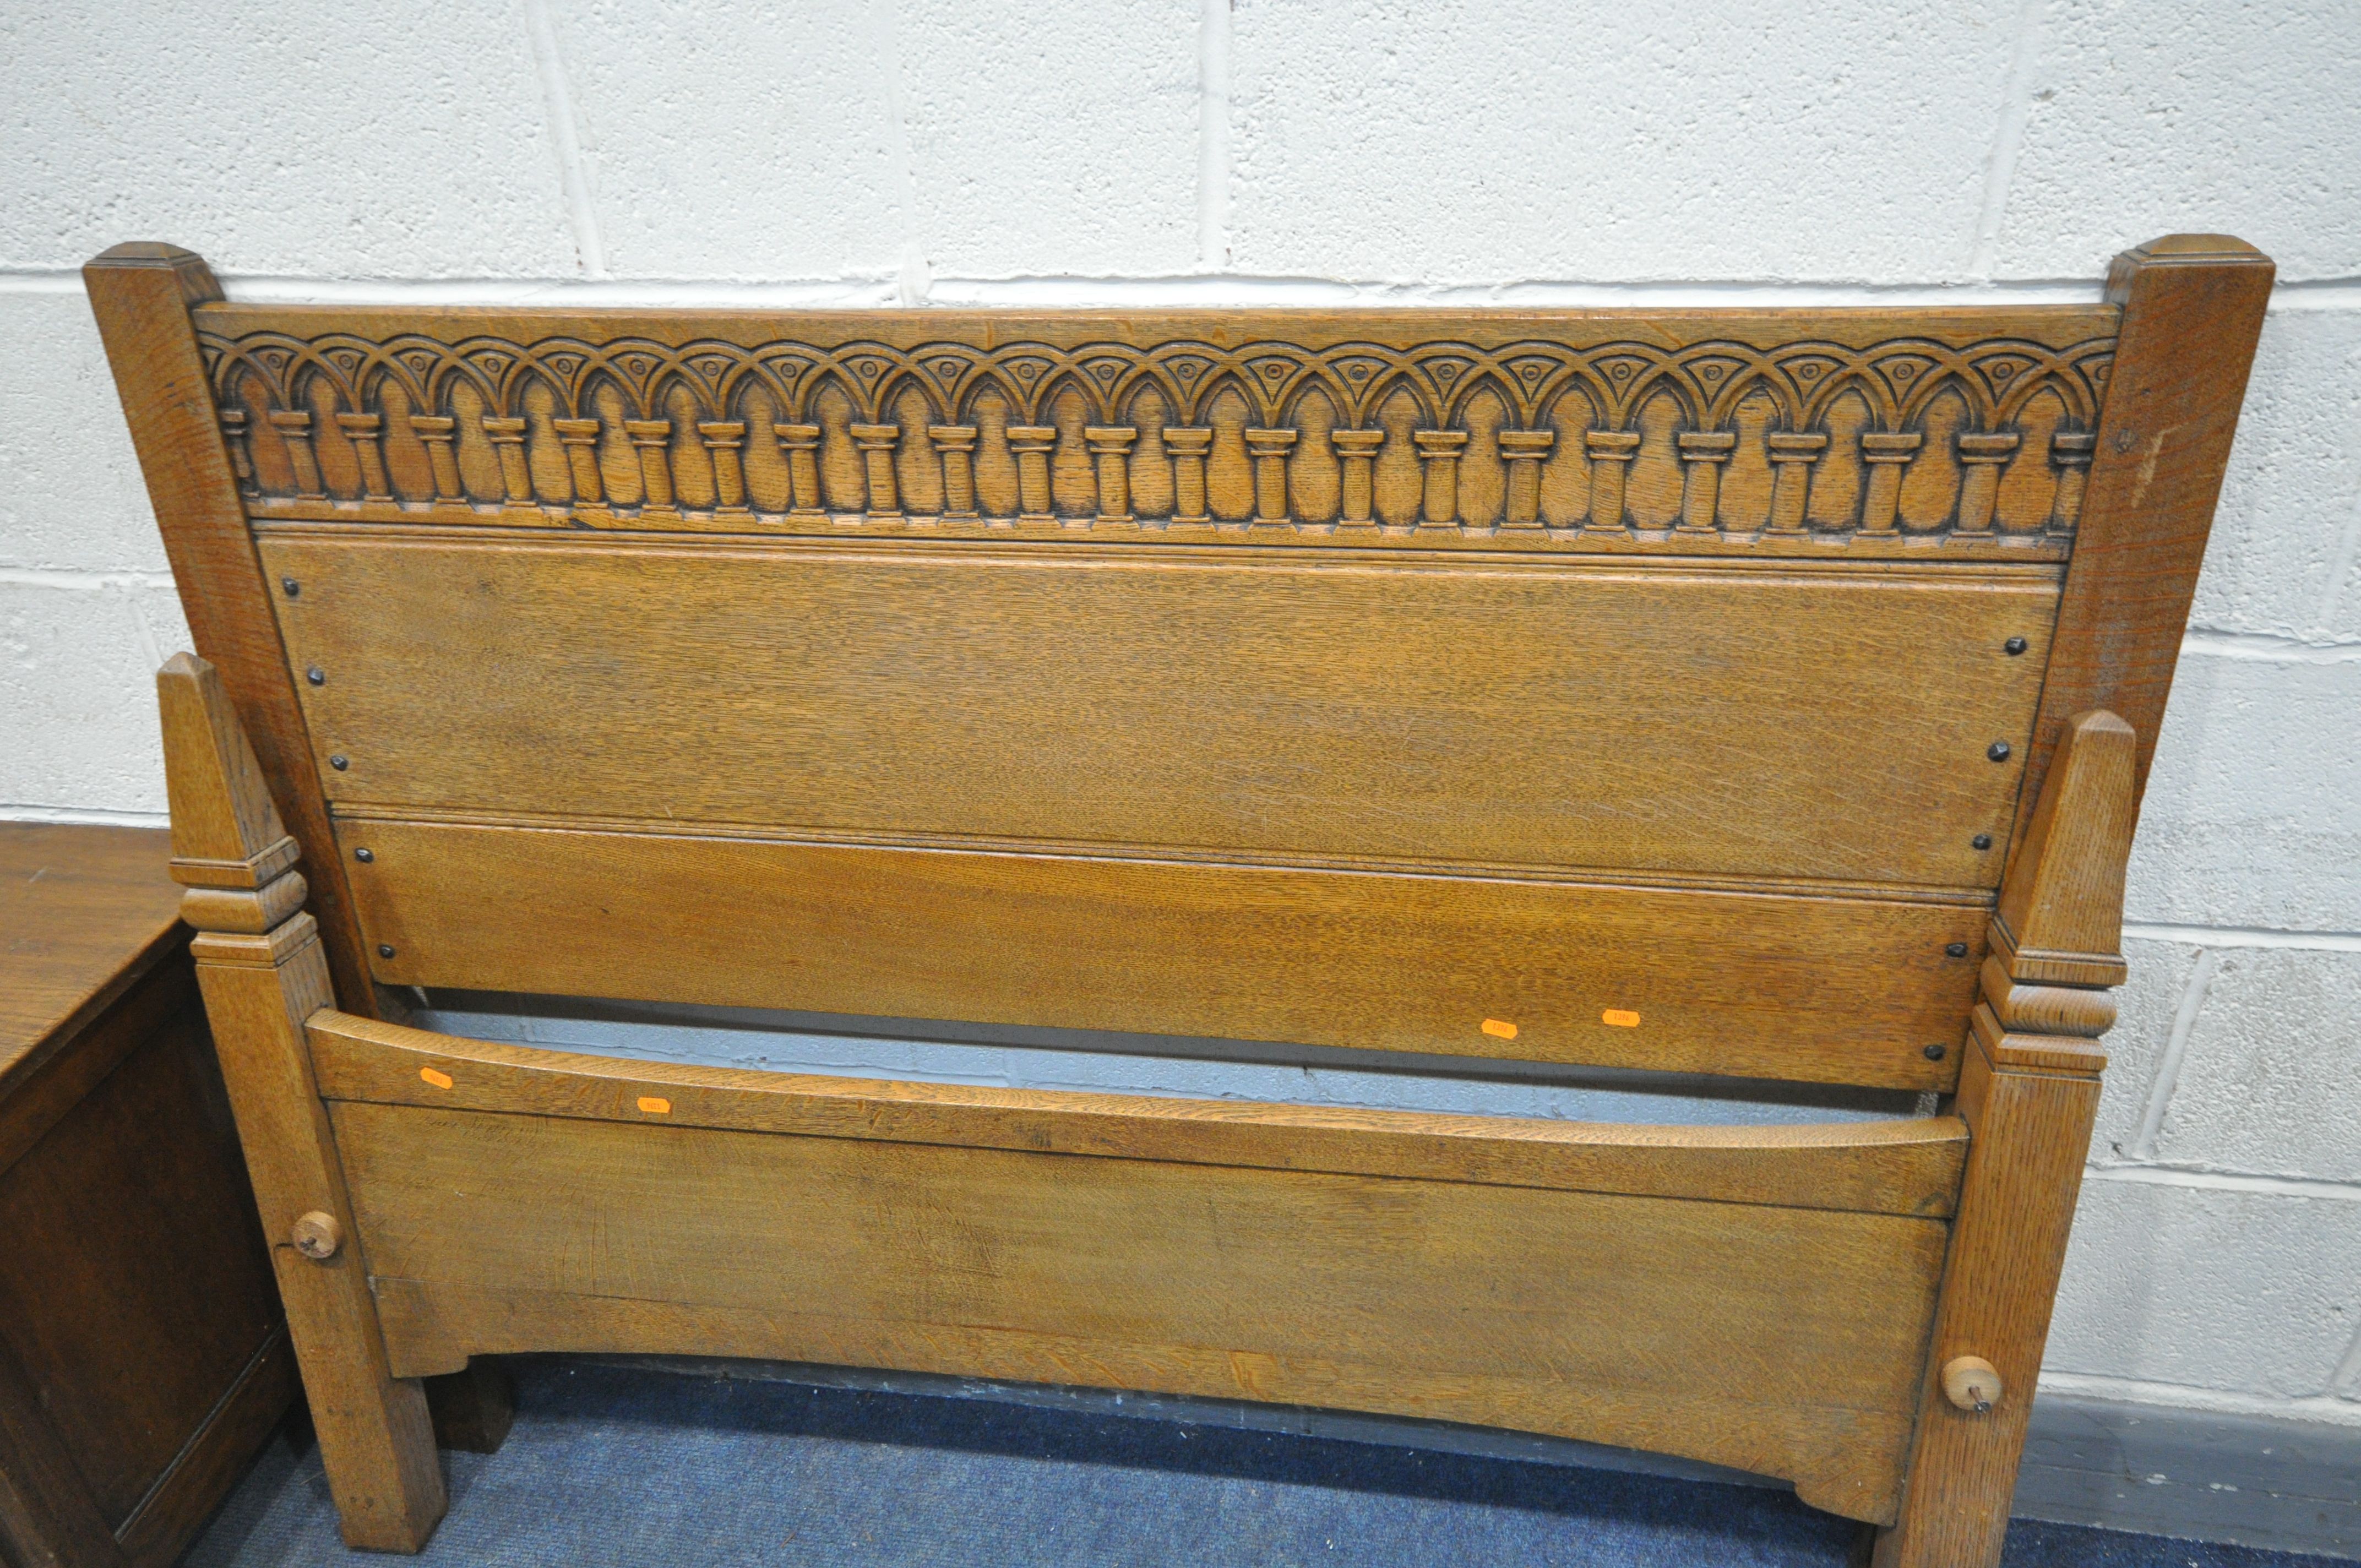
[188,324,2128,553]
[481,416,536,511]
[336,412,393,504]
[1080,426,1138,527]
[773,423,824,518]
[1858,432,1923,537]
[269,409,325,501]
[1765,432,1827,536]
[1497,429,1554,529]
[1163,427,1213,526]
[1412,429,1467,530]
[1955,432,2020,537]
[1675,430,1737,535]
[2048,432,2096,537]
[848,423,902,522]
[1331,429,1384,527]
[1584,430,1640,535]
[929,425,980,520]
[552,418,607,514]
[408,415,463,504]
[1005,426,1058,523]
[623,419,679,521]
[218,409,257,496]
[697,422,752,521]
[1243,428,1297,527]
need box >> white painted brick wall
[2,0,2354,1433]
[2049,1178,2361,1401]
[1230,2,2021,284]
[2144,949,2361,1184]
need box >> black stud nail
[2004,636,2027,655]
[282,577,301,597]
[378,944,396,959]
[329,755,349,771]
[306,666,325,686]
[1923,1043,1947,1061]
[1945,941,1968,958]
[1973,834,1993,850]
[1987,741,2012,762]
[353,847,373,863]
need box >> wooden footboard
[308,1011,1962,1523]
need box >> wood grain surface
[83,245,378,1013]
[0,825,297,1568]
[186,930,444,1552]
[2008,236,2273,863]
[158,653,444,1551]
[0,971,281,1528]
[263,532,2057,891]
[1877,704,2136,1566]
[331,817,1987,1089]
[306,1010,1968,1216]
[1873,1021,2102,1566]
[334,1097,1947,1522]
[0,825,181,1086]
[1994,709,2139,985]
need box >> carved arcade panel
[196,308,2117,557]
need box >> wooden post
[82,243,382,1016]
[2009,236,2273,860]
[424,1362,517,1455]
[157,654,445,1553]
[1874,711,2136,1568]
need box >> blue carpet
[179,1360,2340,1567]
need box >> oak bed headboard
[87,236,2271,1565]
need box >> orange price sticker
[418,1066,454,1089]
[1601,1009,1641,1028]
[1480,1019,1519,1041]
[637,1096,672,1115]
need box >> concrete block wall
[3,0,2355,1434]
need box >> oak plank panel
[333,1098,1948,1522]
[0,998,279,1525]
[265,535,2059,890]
[0,937,195,1182]
[335,818,1988,1090]
[111,1329,300,1568]
[306,1010,1967,1217]
[0,1330,122,1568]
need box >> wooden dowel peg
[1941,1356,2002,1415]
[292,1209,344,1261]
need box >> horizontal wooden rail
[305,1010,1967,1218]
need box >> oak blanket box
[0,824,294,1568]
[84,235,2271,1564]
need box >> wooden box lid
[0,824,183,1087]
